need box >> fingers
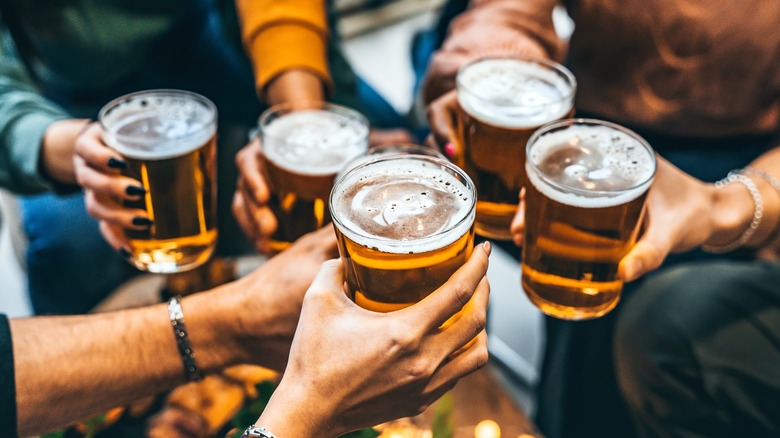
[619,237,668,283]
[409,242,491,331]
[302,259,349,310]
[434,275,489,356]
[99,221,130,254]
[74,123,128,173]
[75,161,146,202]
[85,190,150,230]
[368,128,417,147]
[426,91,460,154]
[291,226,339,258]
[235,140,270,205]
[425,331,489,395]
[232,180,278,252]
[510,190,526,246]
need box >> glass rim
[526,118,658,197]
[456,55,577,109]
[98,89,217,139]
[258,100,370,147]
[329,154,476,250]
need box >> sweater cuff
[6,112,73,194]
[245,23,332,98]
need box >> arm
[0,39,84,193]
[11,226,339,436]
[235,0,330,104]
[422,0,563,104]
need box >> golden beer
[522,119,656,320]
[100,90,218,273]
[259,103,369,252]
[456,57,576,240]
[330,155,476,312]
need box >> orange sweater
[235,0,331,96]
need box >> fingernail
[444,142,456,157]
[125,185,145,196]
[482,241,492,255]
[132,217,153,226]
[108,157,127,169]
[118,248,131,259]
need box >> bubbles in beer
[458,59,574,129]
[262,110,369,176]
[102,94,215,160]
[332,159,474,253]
[528,125,655,207]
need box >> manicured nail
[444,142,456,157]
[108,157,127,169]
[132,217,153,226]
[118,248,131,259]
[482,241,492,255]
[125,185,146,196]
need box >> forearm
[11,287,244,436]
[265,69,326,106]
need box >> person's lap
[615,260,780,437]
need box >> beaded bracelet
[168,296,204,382]
[701,173,763,253]
[739,167,780,248]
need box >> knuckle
[454,282,472,308]
[405,358,432,382]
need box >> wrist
[256,378,333,438]
[41,118,90,185]
[707,176,761,249]
[264,69,326,106]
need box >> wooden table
[413,363,540,438]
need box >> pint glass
[456,56,576,240]
[99,89,218,273]
[522,119,657,320]
[330,155,476,312]
[259,102,369,252]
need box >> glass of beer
[99,89,218,273]
[330,154,476,312]
[456,56,576,240]
[522,119,657,320]
[259,102,369,252]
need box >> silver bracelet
[702,173,763,253]
[168,296,204,382]
[738,167,780,248]
[242,426,277,438]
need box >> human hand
[73,122,151,253]
[254,242,492,437]
[232,137,278,253]
[230,226,339,371]
[425,90,460,159]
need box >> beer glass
[330,154,476,312]
[522,119,657,320]
[456,56,576,240]
[259,102,369,252]
[99,89,218,273]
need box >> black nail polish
[107,157,127,169]
[132,217,153,226]
[125,185,146,196]
[118,248,131,259]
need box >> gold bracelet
[702,173,763,253]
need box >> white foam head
[100,91,216,161]
[331,156,475,254]
[527,122,656,208]
[261,109,369,176]
[457,58,575,129]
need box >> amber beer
[330,155,476,312]
[259,103,369,252]
[522,119,656,320]
[100,90,218,273]
[456,56,576,240]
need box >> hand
[425,90,460,158]
[256,242,492,437]
[231,226,339,371]
[74,122,151,253]
[232,137,277,253]
[368,128,417,147]
[40,118,91,186]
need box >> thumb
[619,239,667,283]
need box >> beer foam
[102,95,216,160]
[457,59,574,129]
[527,125,655,208]
[262,110,369,176]
[332,159,475,254]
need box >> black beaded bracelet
[168,296,204,382]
